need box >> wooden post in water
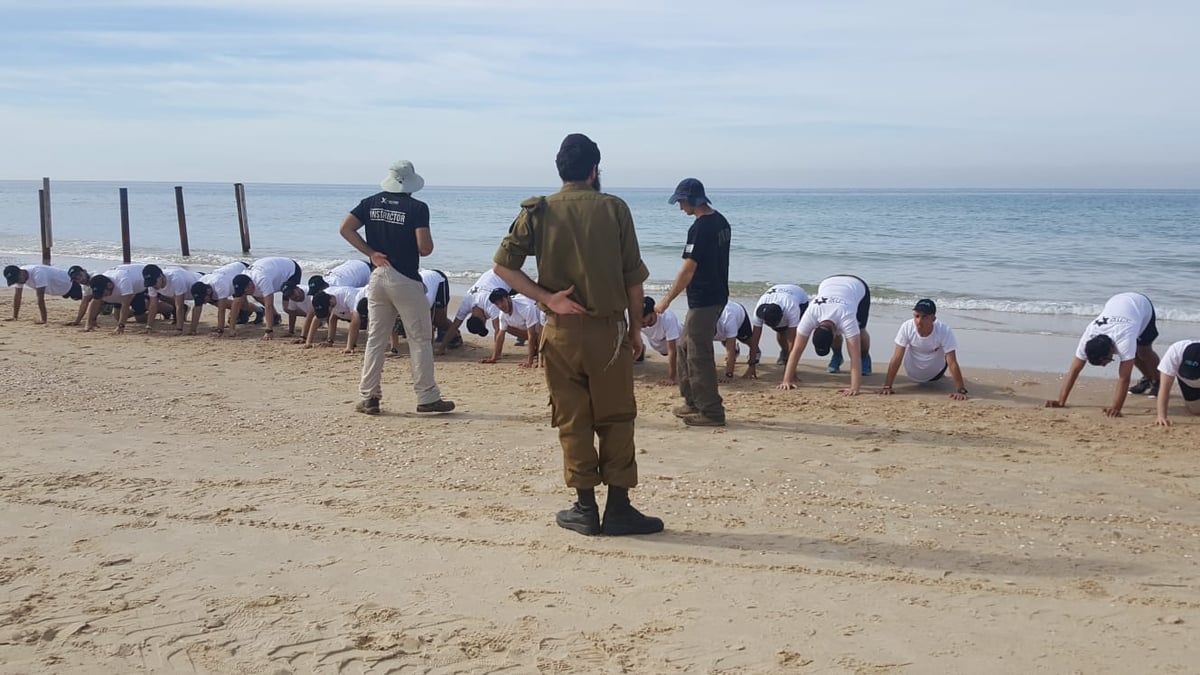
[234,183,251,253]
[119,188,131,264]
[40,177,53,265]
[174,186,190,256]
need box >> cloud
[0,1,1197,186]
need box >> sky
[0,0,1197,188]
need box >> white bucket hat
[380,160,425,193]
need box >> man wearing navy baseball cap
[879,299,970,400]
[1155,339,1200,426]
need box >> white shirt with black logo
[797,276,865,338]
[895,319,958,382]
[325,285,362,321]
[98,264,147,300]
[1074,292,1154,363]
[325,260,371,289]
[197,261,248,302]
[749,284,810,329]
[1158,340,1200,389]
[248,257,297,297]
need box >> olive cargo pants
[542,313,639,489]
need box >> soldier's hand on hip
[546,286,585,315]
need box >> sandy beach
[1,295,1197,674]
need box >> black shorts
[926,363,948,383]
[736,305,753,343]
[1137,296,1158,346]
[432,271,450,309]
[129,291,149,316]
[1179,379,1200,402]
[285,262,303,292]
[845,275,871,328]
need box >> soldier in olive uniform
[493,133,664,537]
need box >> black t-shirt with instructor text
[682,211,731,308]
[350,192,429,281]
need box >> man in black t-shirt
[339,160,454,415]
[654,178,731,426]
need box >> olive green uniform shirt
[493,183,649,317]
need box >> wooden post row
[119,188,131,264]
[234,183,251,253]
[40,177,53,265]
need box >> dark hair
[488,288,509,305]
[756,303,783,328]
[281,282,300,300]
[190,281,212,306]
[89,274,112,299]
[356,297,369,327]
[141,264,164,287]
[3,265,20,286]
[311,290,332,319]
[642,296,656,317]
[811,325,834,356]
[67,265,87,281]
[1084,334,1116,366]
[466,315,488,337]
[556,133,601,182]
[307,275,328,296]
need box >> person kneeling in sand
[1155,340,1200,426]
[714,300,754,379]
[86,264,154,334]
[4,264,78,325]
[189,261,253,336]
[142,264,202,334]
[1046,292,1161,418]
[742,284,809,379]
[307,285,368,351]
[228,256,302,340]
[779,275,873,396]
[479,288,545,367]
[638,296,682,384]
[436,269,508,355]
[879,299,969,400]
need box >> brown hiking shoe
[672,404,700,418]
[416,399,456,414]
[355,397,381,415]
[682,412,725,427]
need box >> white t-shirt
[285,295,314,315]
[642,310,683,356]
[98,264,147,300]
[197,261,248,302]
[797,276,866,338]
[750,284,809,329]
[147,267,202,299]
[455,271,509,321]
[248,257,297,297]
[895,319,958,382]
[714,301,748,341]
[1158,340,1200,389]
[325,260,371,289]
[19,265,73,296]
[325,285,362,321]
[499,295,546,332]
[1074,292,1154,363]
[419,268,445,308]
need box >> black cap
[668,178,711,206]
[642,296,656,317]
[1179,343,1200,380]
[90,274,112,299]
[190,281,212,306]
[756,303,783,329]
[488,287,509,305]
[356,296,369,321]
[67,265,87,281]
[306,275,328,296]
[311,290,332,319]
[812,325,834,356]
[142,264,164,288]
[466,315,489,337]
[3,265,20,286]
[231,274,252,298]
[913,298,937,315]
[556,133,601,181]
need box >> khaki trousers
[542,314,638,489]
[678,304,725,420]
[359,267,442,405]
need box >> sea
[2,180,1197,373]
